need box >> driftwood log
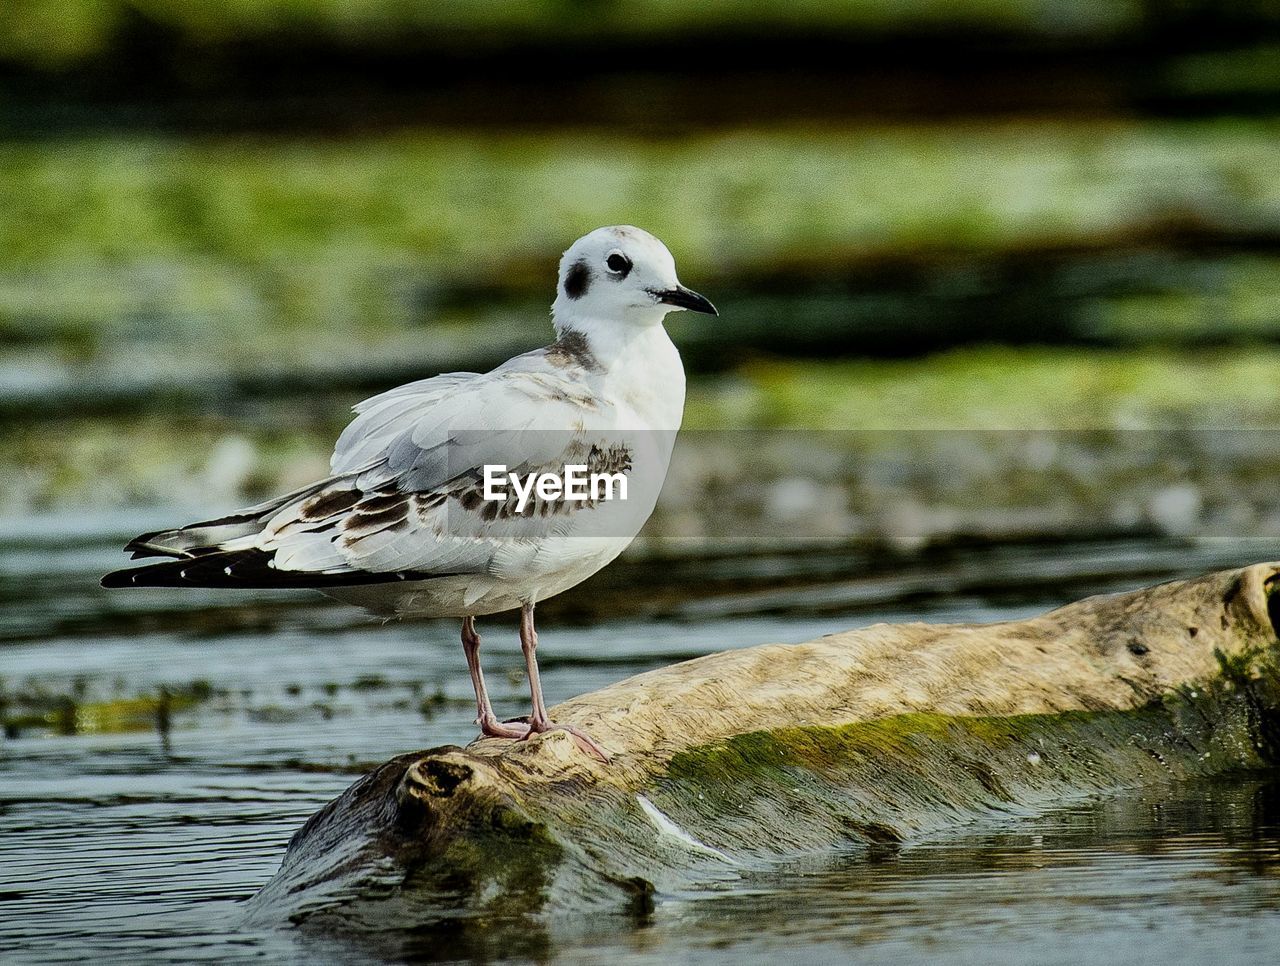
[248,563,1280,935]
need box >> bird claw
[477,716,531,740]
[476,716,608,762]
[522,721,611,763]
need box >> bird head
[551,226,717,334]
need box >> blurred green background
[3,0,1280,529]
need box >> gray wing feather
[254,350,622,578]
[351,352,596,493]
[331,371,477,474]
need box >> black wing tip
[101,564,189,588]
[101,568,138,589]
[100,552,257,590]
[101,550,436,590]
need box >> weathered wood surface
[248,563,1280,931]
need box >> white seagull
[102,226,717,762]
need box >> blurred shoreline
[9,419,1280,550]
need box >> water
[559,778,1280,966]
[2,517,1278,963]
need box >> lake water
[2,515,1278,963]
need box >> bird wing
[104,349,654,590]
[242,349,638,579]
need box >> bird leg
[518,603,610,763]
[461,617,529,740]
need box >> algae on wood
[248,563,1280,931]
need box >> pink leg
[461,617,529,740]
[518,603,610,763]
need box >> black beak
[652,285,718,316]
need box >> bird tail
[103,476,368,589]
[118,478,339,561]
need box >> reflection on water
[556,777,1280,966]
[1,520,1278,963]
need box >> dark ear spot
[564,260,590,300]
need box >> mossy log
[248,563,1280,932]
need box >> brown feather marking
[300,488,362,521]
[359,491,406,513]
[545,330,602,372]
[346,501,410,534]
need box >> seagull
[101,226,716,762]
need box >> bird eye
[605,251,632,277]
